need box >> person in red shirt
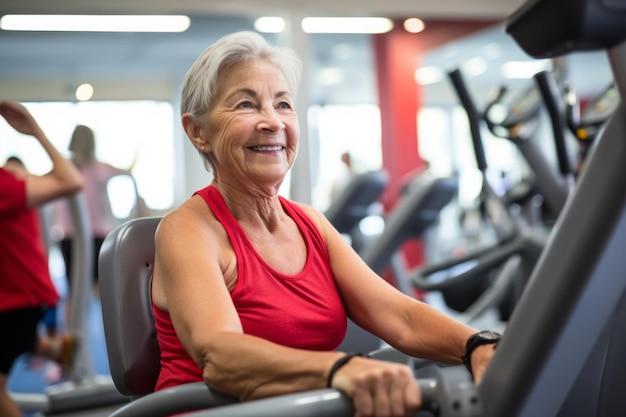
[0,100,83,417]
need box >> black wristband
[327,353,365,387]
[461,330,501,379]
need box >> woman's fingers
[334,358,422,417]
[352,378,375,416]
[372,371,393,416]
[402,374,422,415]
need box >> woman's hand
[330,356,422,417]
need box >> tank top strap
[194,185,250,248]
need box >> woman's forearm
[195,332,345,400]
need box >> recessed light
[301,17,393,34]
[0,14,191,32]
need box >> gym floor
[10,295,128,416]
[8,248,124,417]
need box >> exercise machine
[565,81,619,174]
[482,62,572,224]
[10,192,127,415]
[481,0,626,415]
[324,169,389,253]
[408,68,547,322]
[359,171,459,295]
[336,171,459,352]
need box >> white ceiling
[0,0,614,106]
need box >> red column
[374,28,424,210]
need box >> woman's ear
[182,113,209,152]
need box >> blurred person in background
[53,124,147,294]
[329,151,356,201]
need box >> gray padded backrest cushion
[99,216,163,396]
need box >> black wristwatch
[461,330,501,377]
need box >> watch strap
[461,330,501,377]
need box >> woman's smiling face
[199,58,299,190]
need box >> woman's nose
[257,107,284,132]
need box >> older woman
[151,31,498,417]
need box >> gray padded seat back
[99,216,163,396]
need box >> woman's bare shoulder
[290,200,323,219]
[156,196,219,240]
[289,200,333,234]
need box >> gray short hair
[181,31,302,172]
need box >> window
[0,100,175,211]
[309,104,383,211]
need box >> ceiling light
[75,83,94,101]
[403,18,425,34]
[301,17,393,34]
[254,17,285,33]
[0,14,191,32]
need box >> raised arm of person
[0,100,83,208]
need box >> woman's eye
[278,101,292,110]
[238,101,253,109]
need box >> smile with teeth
[250,145,283,151]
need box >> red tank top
[154,185,347,391]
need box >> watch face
[478,330,501,341]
